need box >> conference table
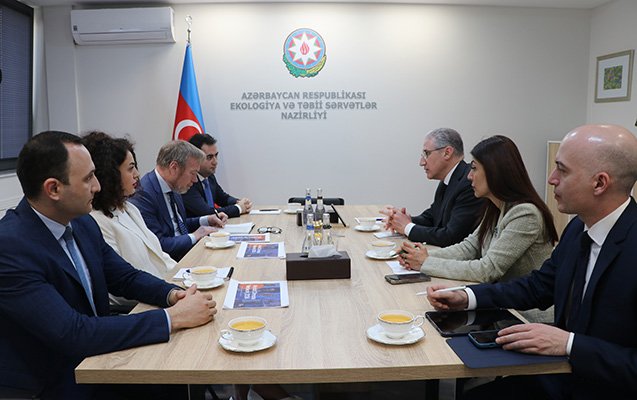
[75,205,570,388]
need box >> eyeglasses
[421,147,446,160]
[257,226,282,234]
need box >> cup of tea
[377,310,424,339]
[184,266,218,286]
[210,231,230,245]
[371,240,396,257]
[358,217,378,228]
[221,316,267,346]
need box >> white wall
[588,0,637,133]
[4,3,592,213]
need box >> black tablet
[425,309,523,337]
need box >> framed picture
[595,49,634,103]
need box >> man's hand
[193,226,217,241]
[386,208,411,235]
[426,284,469,311]
[167,285,217,330]
[496,323,570,356]
[238,198,252,214]
[398,241,428,270]
[207,213,227,227]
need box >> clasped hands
[167,285,217,330]
[379,205,412,235]
[426,284,570,356]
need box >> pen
[330,204,347,227]
[415,286,467,296]
[225,266,234,280]
[259,209,279,212]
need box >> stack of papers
[221,222,255,234]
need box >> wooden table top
[75,205,570,384]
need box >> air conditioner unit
[71,7,175,45]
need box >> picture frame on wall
[595,49,634,103]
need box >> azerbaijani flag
[173,43,205,141]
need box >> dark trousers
[463,374,568,400]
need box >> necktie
[63,226,97,315]
[566,231,593,330]
[168,192,188,235]
[437,183,448,201]
[202,178,214,207]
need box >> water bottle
[313,214,323,246]
[322,213,333,246]
[315,188,325,223]
[302,188,313,227]
[301,213,315,254]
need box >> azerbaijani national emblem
[283,28,326,78]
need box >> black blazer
[408,160,484,247]
[472,199,637,399]
[183,175,240,218]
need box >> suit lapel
[575,200,636,331]
[149,172,174,229]
[117,207,166,260]
[553,227,584,328]
[434,161,467,226]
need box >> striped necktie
[168,192,188,235]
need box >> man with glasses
[382,128,483,247]
[183,133,252,218]
[131,140,227,261]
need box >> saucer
[183,277,224,290]
[205,240,236,249]
[284,209,301,214]
[354,225,381,232]
[366,324,425,345]
[219,330,277,353]
[365,250,398,260]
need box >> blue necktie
[63,226,97,315]
[202,178,214,207]
[168,192,188,235]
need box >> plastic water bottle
[302,188,313,227]
[322,213,333,246]
[301,213,315,254]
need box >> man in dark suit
[0,131,217,399]
[427,124,637,399]
[183,133,252,218]
[383,128,483,247]
[130,140,227,261]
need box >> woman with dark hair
[400,135,558,321]
[83,131,177,309]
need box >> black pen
[225,266,234,280]
[258,209,279,212]
[331,204,347,227]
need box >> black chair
[288,197,345,205]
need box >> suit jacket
[90,201,177,306]
[409,160,484,247]
[0,198,177,399]
[182,174,240,218]
[471,198,637,399]
[130,171,201,261]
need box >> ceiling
[25,0,613,9]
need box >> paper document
[223,280,289,309]
[221,222,255,234]
[249,209,282,215]
[237,242,286,259]
[228,233,270,243]
[374,231,403,239]
[385,261,414,275]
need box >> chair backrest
[288,197,345,205]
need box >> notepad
[221,223,255,234]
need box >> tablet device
[425,309,523,337]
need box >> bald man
[427,125,637,399]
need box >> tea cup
[220,316,267,346]
[184,266,218,286]
[371,240,396,257]
[358,217,378,228]
[377,310,424,339]
[209,231,230,245]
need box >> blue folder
[446,336,568,369]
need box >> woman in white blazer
[83,132,176,309]
[400,135,559,322]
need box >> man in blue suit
[427,124,637,399]
[130,140,227,261]
[0,131,217,399]
[182,134,252,218]
[382,128,484,247]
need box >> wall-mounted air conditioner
[71,7,175,45]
